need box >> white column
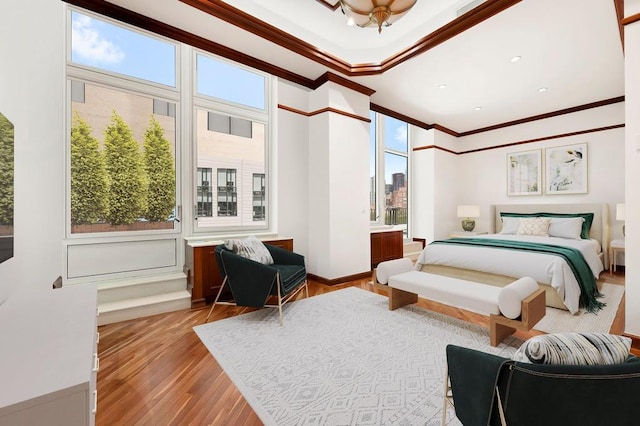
[624,0,640,336]
[307,82,371,280]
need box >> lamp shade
[457,205,480,218]
[616,203,625,221]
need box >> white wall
[275,80,310,258]
[424,104,625,239]
[0,0,66,304]
[307,82,371,279]
[624,0,640,336]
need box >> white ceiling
[107,0,624,134]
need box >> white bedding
[415,234,604,314]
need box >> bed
[415,203,609,314]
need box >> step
[403,241,423,255]
[98,290,191,326]
[403,241,423,262]
[97,272,187,304]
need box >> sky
[370,113,409,183]
[70,11,264,109]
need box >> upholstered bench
[373,259,546,346]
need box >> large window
[68,11,178,234]
[370,112,410,236]
[194,52,269,232]
[67,10,271,237]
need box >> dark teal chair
[205,243,308,325]
[443,344,640,426]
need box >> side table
[609,239,625,274]
[449,231,488,238]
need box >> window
[194,50,269,233]
[369,110,377,222]
[71,10,176,87]
[217,168,237,217]
[68,11,178,235]
[370,112,410,236]
[197,168,212,217]
[68,9,270,238]
[196,54,266,110]
[253,173,265,221]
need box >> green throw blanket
[431,238,605,313]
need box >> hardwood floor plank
[97,273,627,425]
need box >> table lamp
[457,205,480,232]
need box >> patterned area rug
[194,287,521,426]
[534,283,624,334]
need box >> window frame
[192,49,271,235]
[65,8,183,239]
[370,111,411,238]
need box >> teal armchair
[205,243,308,325]
[444,344,640,426]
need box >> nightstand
[609,239,625,274]
[449,231,488,238]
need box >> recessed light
[438,84,447,89]
[346,17,355,26]
[474,106,482,111]
[538,87,548,93]
[510,56,522,63]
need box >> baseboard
[307,271,371,286]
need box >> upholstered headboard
[490,203,610,266]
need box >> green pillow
[500,212,594,239]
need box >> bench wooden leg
[490,320,516,347]
[489,288,546,346]
[388,287,418,310]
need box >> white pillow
[498,276,539,319]
[500,217,520,234]
[375,258,414,284]
[224,236,274,265]
[512,333,631,365]
[517,217,551,236]
[548,217,584,240]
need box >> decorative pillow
[548,217,584,239]
[225,236,274,265]
[499,217,520,235]
[512,333,632,365]
[517,217,550,236]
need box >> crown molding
[179,0,521,77]
[64,0,624,140]
[460,96,625,136]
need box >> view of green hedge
[0,113,14,226]
[70,111,175,227]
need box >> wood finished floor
[96,271,627,426]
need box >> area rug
[534,283,624,334]
[194,287,522,426]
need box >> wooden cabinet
[0,284,98,425]
[186,237,293,307]
[370,230,403,269]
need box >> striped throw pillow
[512,332,631,365]
[225,236,274,265]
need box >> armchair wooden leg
[304,279,309,298]
[442,366,454,426]
[205,276,228,323]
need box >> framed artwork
[545,143,587,194]
[507,149,542,196]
